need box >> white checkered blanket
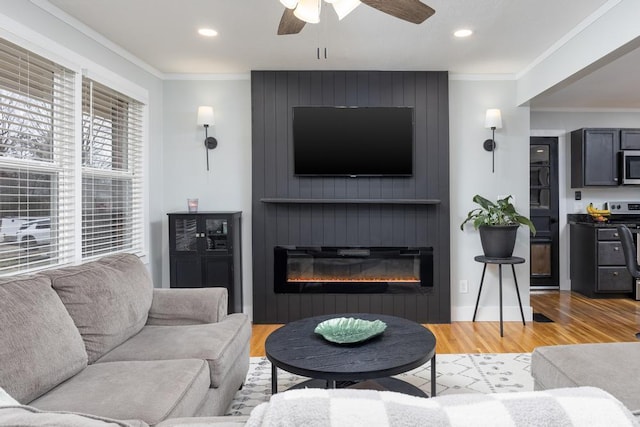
[246,386,638,427]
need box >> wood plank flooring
[250,291,640,356]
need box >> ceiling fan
[277,0,436,35]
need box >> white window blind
[0,38,75,273]
[82,78,144,258]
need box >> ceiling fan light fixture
[294,0,321,23]
[331,0,361,20]
[280,0,299,9]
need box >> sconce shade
[484,109,502,129]
[294,0,321,23]
[331,0,361,20]
[197,106,215,126]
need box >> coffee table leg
[431,353,436,397]
[271,363,278,394]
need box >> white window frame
[81,77,145,260]
[0,26,149,273]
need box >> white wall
[450,79,532,321]
[531,110,640,290]
[162,77,535,322]
[161,79,253,313]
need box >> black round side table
[472,256,526,337]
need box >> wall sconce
[197,106,218,171]
[483,108,502,173]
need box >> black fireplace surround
[252,70,450,323]
[274,246,433,294]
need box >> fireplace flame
[288,276,419,283]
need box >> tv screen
[293,106,414,177]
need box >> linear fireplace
[274,246,433,294]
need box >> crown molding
[531,107,640,113]
[449,73,516,81]
[164,73,251,81]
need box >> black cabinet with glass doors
[168,212,242,313]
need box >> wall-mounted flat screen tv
[293,106,414,177]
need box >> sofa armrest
[147,288,228,325]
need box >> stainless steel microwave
[621,150,640,185]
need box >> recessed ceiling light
[454,29,473,38]
[198,28,218,37]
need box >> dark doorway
[530,137,559,288]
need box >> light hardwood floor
[250,291,640,356]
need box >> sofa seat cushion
[40,253,153,363]
[0,275,88,403]
[532,342,640,413]
[97,313,251,388]
[29,359,210,426]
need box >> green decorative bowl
[314,317,387,344]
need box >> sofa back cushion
[0,275,88,403]
[40,254,153,363]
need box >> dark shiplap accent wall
[251,71,450,323]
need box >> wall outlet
[459,279,469,293]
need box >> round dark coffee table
[265,313,436,397]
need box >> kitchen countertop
[567,214,637,228]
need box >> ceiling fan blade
[278,8,306,35]
[360,0,435,24]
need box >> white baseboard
[452,305,534,322]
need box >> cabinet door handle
[614,247,620,251]
[614,233,619,237]
[613,271,619,276]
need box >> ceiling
[41,0,640,109]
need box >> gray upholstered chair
[617,225,640,340]
[616,225,640,298]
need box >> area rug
[226,353,532,416]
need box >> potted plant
[460,195,536,258]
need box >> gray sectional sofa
[0,253,251,426]
[532,342,640,416]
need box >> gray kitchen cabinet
[621,129,640,150]
[571,128,620,188]
[570,223,633,297]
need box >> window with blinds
[0,36,146,275]
[81,78,144,258]
[0,38,75,273]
